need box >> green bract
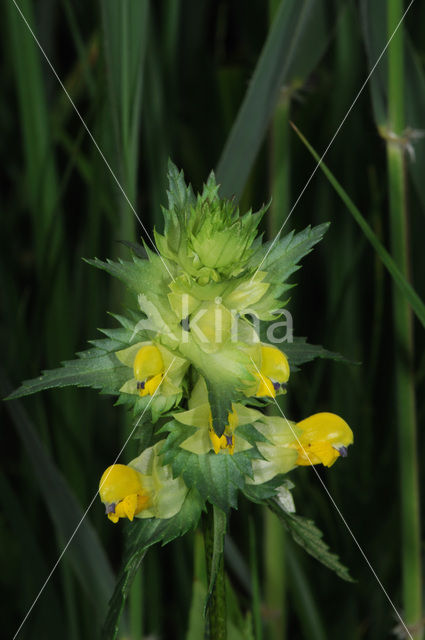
[154,172,265,282]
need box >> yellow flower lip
[208,406,238,455]
[99,464,150,523]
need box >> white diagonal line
[10,0,175,282]
[13,358,176,639]
[250,357,413,640]
[252,0,416,282]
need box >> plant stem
[263,510,286,640]
[387,2,422,637]
[264,4,290,638]
[249,517,263,640]
[203,506,227,640]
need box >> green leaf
[5,315,149,401]
[161,421,252,512]
[102,487,204,640]
[205,378,234,438]
[292,123,425,331]
[256,223,330,284]
[6,348,129,400]
[282,337,352,370]
[86,251,174,296]
[243,475,289,503]
[166,158,196,213]
[267,498,354,582]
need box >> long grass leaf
[291,123,425,331]
[216,0,335,199]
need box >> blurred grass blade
[5,0,61,272]
[291,123,425,331]
[286,547,327,640]
[5,388,115,619]
[101,0,149,241]
[0,475,65,634]
[216,0,336,199]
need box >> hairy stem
[387,1,422,637]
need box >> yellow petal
[254,373,276,397]
[133,344,164,381]
[296,412,353,447]
[294,412,353,467]
[208,429,235,455]
[209,429,223,454]
[99,464,145,505]
[122,494,138,521]
[295,441,340,467]
[142,372,163,396]
[107,512,119,524]
[260,345,290,383]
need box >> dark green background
[2,1,424,638]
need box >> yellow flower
[208,407,238,455]
[174,382,262,456]
[99,442,188,523]
[133,344,164,396]
[248,411,353,484]
[254,344,290,398]
[293,412,353,467]
[99,464,150,523]
[115,341,188,399]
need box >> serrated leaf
[166,158,196,213]
[6,350,130,400]
[257,223,330,284]
[243,475,287,503]
[282,337,352,370]
[117,239,148,259]
[205,378,234,438]
[5,317,152,401]
[102,487,204,640]
[161,422,253,512]
[267,498,354,582]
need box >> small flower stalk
[9,162,355,635]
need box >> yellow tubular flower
[208,407,238,455]
[133,344,164,397]
[99,464,150,523]
[294,412,354,467]
[255,345,290,398]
